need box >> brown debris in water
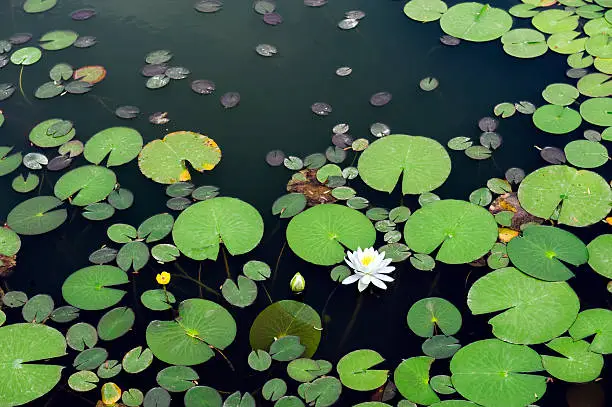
[287,169,337,206]
[489,192,543,231]
[0,254,16,278]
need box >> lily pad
[23,0,57,13]
[569,308,612,354]
[97,307,135,341]
[532,104,582,134]
[337,349,388,391]
[403,0,447,22]
[564,139,609,168]
[394,357,439,405]
[440,3,513,42]
[34,82,64,99]
[66,322,98,351]
[450,339,546,407]
[84,127,143,167]
[541,337,604,382]
[184,386,222,406]
[222,276,258,308]
[138,131,221,184]
[468,267,580,344]
[29,119,76,148]
[40,30,78,50]
[358,135,451,195]
[404,199,497,264]
[0,227,21,256]
[250,300,322,358]
[62,265,129,311]
[10,47,41,65]
[286,204,376,265]
[407,297,462,338]
[517,165,612,227]
[146,299,236,366]
[54,165,116,206]
[532,9,579,34]
[587,234,612,278]
[542,83,579,106]
[157,365,199,392]
[123,346,154,374]
[0,324,66,405]
[6,196,67,235]
[172,197,263,260]
[580,97,612,126]
[501,29,548,58]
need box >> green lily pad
[23,0,57,13]
[39,30,78,51]
[269,335,305,361]
[506,225,588,281]
[250,300,322,358]
[73,347,107,371]
[144,387,171,407]
[577,73,612,97]
[494,102,516,118]
[272,193,307,218]
[302,376,342,407]
[108,223,137,243]
[22,294,54,323]
[29,119,76,147]
[97,306,135,341]
[541,337,604,382]
[34,82,64,99]
[501,29,548,58]
[532,104,582,134]
[116,241,150,272]
[222,276,258,308]
[287,359,332,382]
[248,349,272,371]
[107,188,134,210]
[517,165,612,227]
[84,127,143,167]
[243,260,271,281]
[407,297,462,337]
[394,357,439,405]
[12,173,40,193]
[586,34,612,58]
[509,4,538,18]
[262,379,287,402]
[10,47,42,65]
[532,9,579,33]
[146,299,236,366]
[468,267,580,344]
[569,308,612,354]
[404,199,497,264]
[62,265,129,311]
[141,289,176,311]
[123,388,144,407]
[548,31,587,54]
[0,323,67,406]
[564,140,609,168]
[422,335,461,359]
[587,234,612,278]
[567,51,594,68]
[122,346,153,374]
[97,360,122,379]
[49,63,73,81]
[286,204,376,266]
[440,3,513,42]
[50,306,79,323]
[172,197,263,260]
[184,386,222,407]
[357,134,451,195]
[580,97,612,126]
[337,349,388,391]
[403,0,447,22]
[157,365,199,392]
[138,131,221,184]
[151,244,180,263]
[54,165,117,206]
[430,375,455,395]
[68,370,99,392]
[542,83,579,106]
[0,227,21,256]
[6,196,67,235]
[137,213,174,243]
[0,147,22,177]
[66,322,98,351]
[450,339,546,407]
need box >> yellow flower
[156,271,171,285]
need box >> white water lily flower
[342,247,395,292]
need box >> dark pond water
[0,0,609,406]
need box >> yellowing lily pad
[138,131,221,184]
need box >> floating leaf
[97,360,122,379]
[68,370,99,392]
[0,147,22,177]
[34,82,64,99]
[542,83,579,106]
[587,234,612,278]
[62,265,129,311]
[54,165,116,206]
[39,30,78,50]
[97,307,135,341]
[250,300,322,358]
[138,131,221,184]
[450,339,545,407]
[84,127,143,167]
[83,203,115,221]
[23,0,57,13]
[123,346,154,374]
[66,322,98,351]
[117,241,150,272]
[22,294,54,323]
[0,323,66,406]
[123,388,144,407]
[157,366,198,392]
[146,299,236,366]
[10,47,41,65]
[263,379,287,402]
[0,227,21,256]
[337,349,388,391]
[286,204,376,265]
[403,0,447,22]
[517,165,612,226]
[468,267,580,344]
[532,104,582,134]
[394,357,439,405]
[501,29,548,58]
[422,335,461,359]
[184,386,222,407]
[407,297,462,338]
[507,225,587,281]
[269,335,305,361]
[580,97,612,127]
[358,135,451,195]
[144,387,171,407]
[541,337,604,382]
[222,276,258,308]
[7,196,67,235]
[532,9,579,34]
[440,3,513,42]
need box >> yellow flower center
[361,255,374,266]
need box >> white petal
[380,257,393,268]
[361,274,371,285]
[370,276,388,290]
[374,273,395,282]
[341,274,362,285]
[345,257,357,271]
[376,266,396,274]
[357,278,369,292]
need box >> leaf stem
[271,240,287,288]
[338,293,364,351]
[173,263,220,297]
[221,245,231,279]
[261,282,273,304]
[18,66,31,105]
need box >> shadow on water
[0,0,609,406]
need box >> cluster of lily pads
[1,1,612,407]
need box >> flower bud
[290,272,306,293]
